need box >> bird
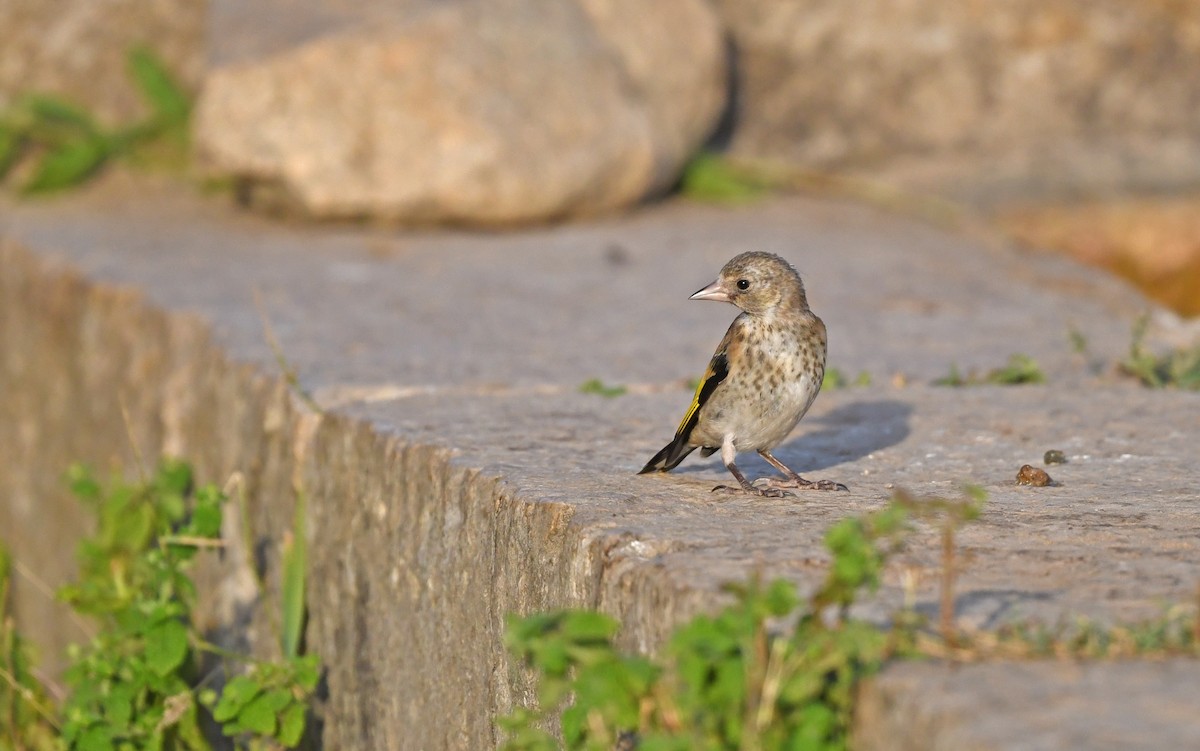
[639,251,847,496]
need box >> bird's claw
[758,477,849,493]
[712,484,792,498]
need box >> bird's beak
[689,279,732,303]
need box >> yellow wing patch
[676,372,708,435]
[675,351,729,438]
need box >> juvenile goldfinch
[640,251,847,496]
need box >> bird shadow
[673,399,912,476]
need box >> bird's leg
[757,449,848,492]
[713,437,790,497]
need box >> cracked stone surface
[2,176,1198,749]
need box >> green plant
[1,461,319,750]
[1119,314,1200,390]
[579,379,627,398]
[891,486,985,645]
[499,494,927,751]
[933,355,1046,387]
[679,153,769,203]
[1,547,62,750]
[821,369,871,390]
[0,47,191,194]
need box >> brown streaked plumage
[639,251,847,496]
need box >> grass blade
[21,135,111,194]
[281,488,308,659]
[128,47,191,127]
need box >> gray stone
[0,0,205,123]
[855,660,1200,751]
[2,178,1199,748]
[194,0,726,224]
[714,0,1200,205]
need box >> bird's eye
[736,279,750,290]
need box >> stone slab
[2,177,1198,748]
[856,659,1200,751]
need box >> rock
[0,0,205,124]
[1017,464,1053,486]
[1044,449,1068,465]
[712,0,1200,206]
[194,0,726,224]
[998,198,1200,318]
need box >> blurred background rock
[2,0,1198,315]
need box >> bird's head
[689,251,808,315]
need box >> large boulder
[714,0,1200,205]
[194,0,726,224]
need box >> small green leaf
[822,368,847,390]
[144,618,188,676]
[24,94,100,132]
[103,683,136,726]
[234,691,281,736]
[559,611,619,643]
[278,701,307,747]
[765,578,799,616]
[578,378,627,397]
[67,463,103,502]
[187,494,223,540]
[128,48,191,126]
[155,460,192,497]
[291,654,321,691]
[985,354,1045,385]
[21,135,111,194]
[560,703,587,745]
[213,675,262,722]
[77,725,116,751]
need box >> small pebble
[1017,464,1052,487]
[1043,449,1067,465]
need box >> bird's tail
[638,434,697,474]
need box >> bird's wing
[638,322,737,475]
[674,327,735,441]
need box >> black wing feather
[638,352,729,473]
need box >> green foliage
[980,609,1199,660]
[579,379,627,398]
[986,354,1046,385]
[280,490,308,660]
[500,496,924,751]
[1119,314,1200,390]
[931,363,966,387]
[203,656,319,747]
[127,48,191,130]
[1,547,63,750]
[0,47,191,194]
[1,461,319,750]
[821,369,871,391]
[933,355,1046,387]
[679,153,768,204]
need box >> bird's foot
[757,476,849,492]
[711,484,792,498]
